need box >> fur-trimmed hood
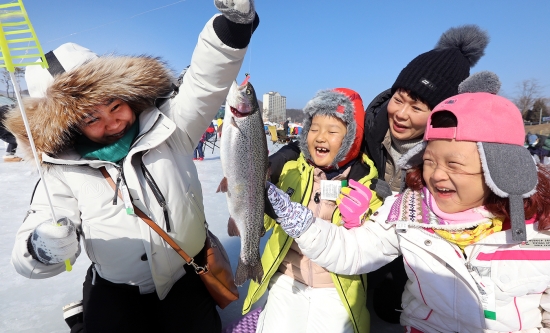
[3,56,175,160]
[299,88,365,169]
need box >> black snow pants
[78,264,221,333]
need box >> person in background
[244,88,386,333]
[266,89,550,332]
[0,103,21,162]
[194,132,206,161]
[266,24,490,323]
[283,117,290,136]
[526,133,550,163]
[5,0,259,332]
[206,122,216,139]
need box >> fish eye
[246,89,251,95]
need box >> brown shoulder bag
[100,167,239,309]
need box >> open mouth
[315,147,330,156]
[392,121,409,133]
[435,186,456,197]
[109,129,126,140]
[230,106,249,118]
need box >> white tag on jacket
[470,267,496,320]
[395,221,408,233]
[320,180,343,201]
[520,239,550,248]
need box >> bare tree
[0,68,12,98]
[530,98,550,123]
[514,79,542,117]
[14,67,24,94]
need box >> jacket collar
[42,108,175,166]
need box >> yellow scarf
[434,218,503,250]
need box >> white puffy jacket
[11,15,248,300]
[296,194,550,332]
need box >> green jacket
[243,153,383,333]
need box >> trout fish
[217,79,268,286]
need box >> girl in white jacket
[5,1,258,332]
[265,87,550,332]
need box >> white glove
[215,0,256,24]
[30,217,79,265]
[265,182,314,238]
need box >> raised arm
[265,182,400,275]
[165,0,259,152]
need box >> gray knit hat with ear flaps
[398,71,538,242]
[299,89,363,169]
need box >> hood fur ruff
[4,56,175,161]
[299,89,364,169]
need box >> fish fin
[216,177,228,193]
[227,217,240,237]
[234,257,264,287]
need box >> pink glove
[337,179,372,229]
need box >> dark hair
[430,110,458,128]
[395,88,432,110]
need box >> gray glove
[30,217,79,265]
[215,0,256,24]
[266,182,314,238]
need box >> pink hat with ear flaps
[399,72,537,242]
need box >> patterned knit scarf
[387,188,503,249]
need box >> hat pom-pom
[458,71,501,95]
[436,24,489,67]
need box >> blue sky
[21,0,550,109]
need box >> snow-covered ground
[0,138,401,332]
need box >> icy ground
[0,138,401,332]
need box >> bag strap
[99,166,207,272]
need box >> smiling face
[79,99,136,145]
[387,89,431,141]
[306,115,347,167]
[422,139,490,213]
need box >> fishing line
[42,0,186,45]
[247,22,253,76]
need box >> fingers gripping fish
[217,79,268,286]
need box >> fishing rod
[0,0,72,271]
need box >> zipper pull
[113,166,134,215]
[161,202,170,232]
[113,170,122,206]
[121,181,134,215]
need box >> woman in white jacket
[265,87,550,332]
[5,1,258,332]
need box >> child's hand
[215,0,256,24]
[265,182,314,238]
[337,179,372,229]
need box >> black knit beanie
[391,25,489,109]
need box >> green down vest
[243,153,383,333]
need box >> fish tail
[234,257,264,287]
